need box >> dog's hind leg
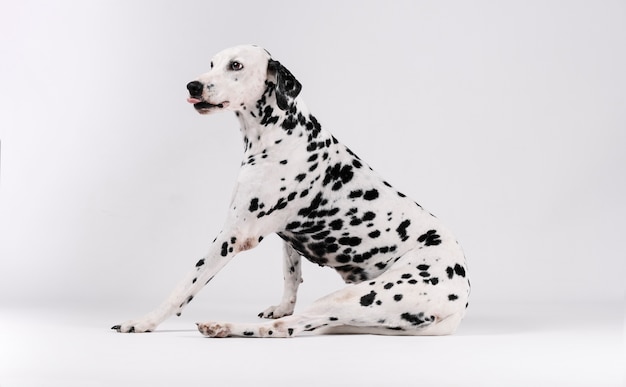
[197,248,470,338]
[197,313,336,338]
[197,260,467,338]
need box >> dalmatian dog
[112,45,470,337]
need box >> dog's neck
[234,82,323,157]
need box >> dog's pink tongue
[187,97,202,104]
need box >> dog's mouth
[187,97,229,113]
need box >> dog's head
[186,45,301,114]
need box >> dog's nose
[187,81,204,97]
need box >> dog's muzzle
[186,81,228,111]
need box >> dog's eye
[210,61,214,69]
[230,61,243,71]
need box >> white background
[0,1,624,386]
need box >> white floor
[0,301,622,387]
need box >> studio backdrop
[0,0,623,313]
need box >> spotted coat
[113,45,470,337]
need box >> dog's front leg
[113,233,263,333]
[112,228,260,333]
[258,242,302,319]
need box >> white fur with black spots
[112,45,470,337]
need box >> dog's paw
[111,319,157,333]
[197,322,232,338]
[258,304,295,319]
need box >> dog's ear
[268,59,302,110]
